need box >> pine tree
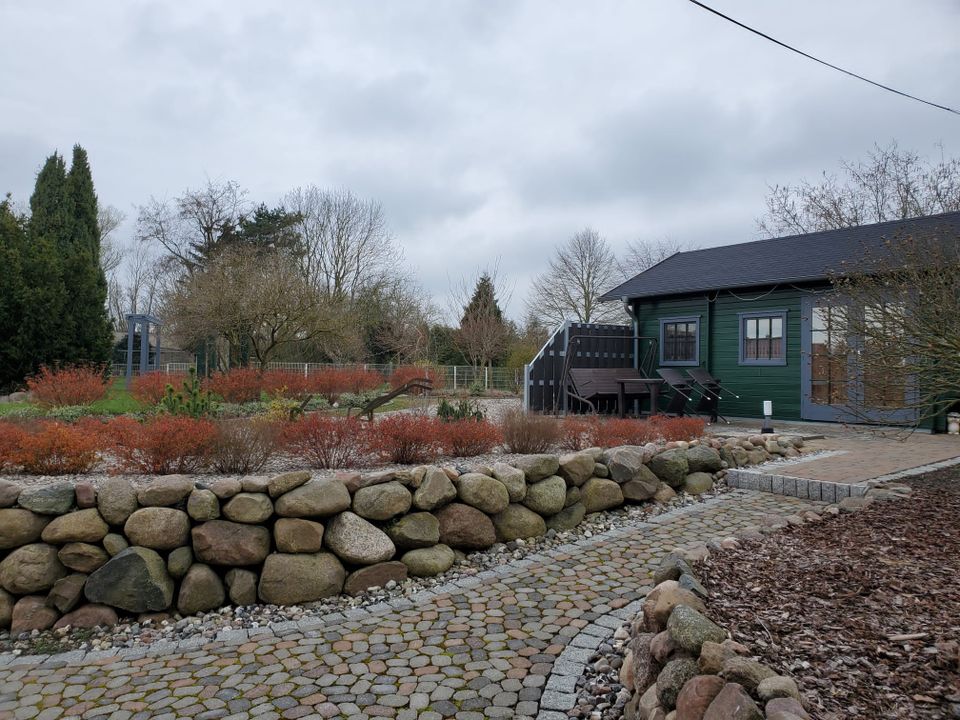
[0,195,28,390]
[64,145,112,363]
[461,273,504,325]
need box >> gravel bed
[0,482,734,657]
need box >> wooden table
[616,378,664,418]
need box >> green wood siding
[634,287,809,421]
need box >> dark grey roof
[602,211,960,301]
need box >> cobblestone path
[0,490,824,720]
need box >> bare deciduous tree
[283,186,400,302]
[526,228,623,326]
[825,227,960,429]
[618,236,684,278]
[758,141,960,237]
[137,179,248,273]
[165,247,335,368]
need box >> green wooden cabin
[601,212,960,429]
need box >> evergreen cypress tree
[15,153,71,375]
[64,145,112,363]
[0,195,28,390]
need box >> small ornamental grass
[208,418,280,473]
[499,408,559,454]
[26,364,108,408]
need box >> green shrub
[159,369,215,418]
[45,405,92,423]
[437,398,484,422]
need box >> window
[660,317,700,366]
[739,310,787,366]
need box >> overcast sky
[2,1,958,319]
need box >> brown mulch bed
[699,470,960,720]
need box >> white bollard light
[761,400,774,434]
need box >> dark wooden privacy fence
[524,321,658,414]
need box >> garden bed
[698,469,960,719]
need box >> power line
[685,0,960,117]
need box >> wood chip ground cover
[698,470,959,719]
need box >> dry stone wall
[0,434,804,635]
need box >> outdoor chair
[567,367,659,416]
[656,368,697,417]
[686,368,739,424]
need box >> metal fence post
[453,367,457,390]
[485,366,489,390]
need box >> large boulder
[720,658,777,692]
[85,547,174,613]
[456,474,510,515]
[668,604,726,654]
[222,493,273,523]
[224,568,258,605]
[192,520,271,566]
[0,479,20,508]
[207,477,242,500]
[0,543,66,594]
[545,503,586,531]
[186,489,220,522]
[675,675,726,720]
[604,447,647,483]
[343,561,408,595]
[511,454,559,482]
[385,512,440,550]
[58,543,108,573]
[102,533,128,557]
[41,509,109,544]
[18,483,75,515]
[622,475,660,502]
[703,683,763,720]
[53,604,118,630]
[137,475,194,507]
[558,451,595,487]
[274,518,325,553]
[683,472,715,496]
[0,508,50,549]
[177,564,225,615]
[258,552,345,604]
[401,544,455,577]
[491,463,526,502]
[492,504,547,542]
[580,477,624,513]
[267,470,311,498]
[274,478,351,518]
[686,444,723,473]
[649,449,689,487]
[657,657,700,711]
[124,508,190,550]
[0,589,12,629]
[97,478,138,525]
[353,482,413,521]
[413,468,458,511]
[10,596,59,634]
[324,512,396,565]
[522,476,566,516]
[47,573,88,613]
[435,503,497,550]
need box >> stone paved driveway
[0,490,824,720]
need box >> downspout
[624,296,639,415]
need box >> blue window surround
[738,309,788,366]
[659,315,700,367]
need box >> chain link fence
[109,362,523,394]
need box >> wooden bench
[567,368,663,417]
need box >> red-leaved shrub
[307,367,384,403]
[389,365,442,395]
[558,416,602,451]
[15,421,102,475]
[650,415,706,442]
[498,408,559,453]
[205,368,264,403]
[370,413,444,464]
[261,370,312,400]
[26,364,108,407]
[107,416,217,473]
[282,414,371,468]
[592,418,660,447]
[208,418,280,473]
[440,419,502,457]
[130,372,186,405]
[0,422,25,471]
